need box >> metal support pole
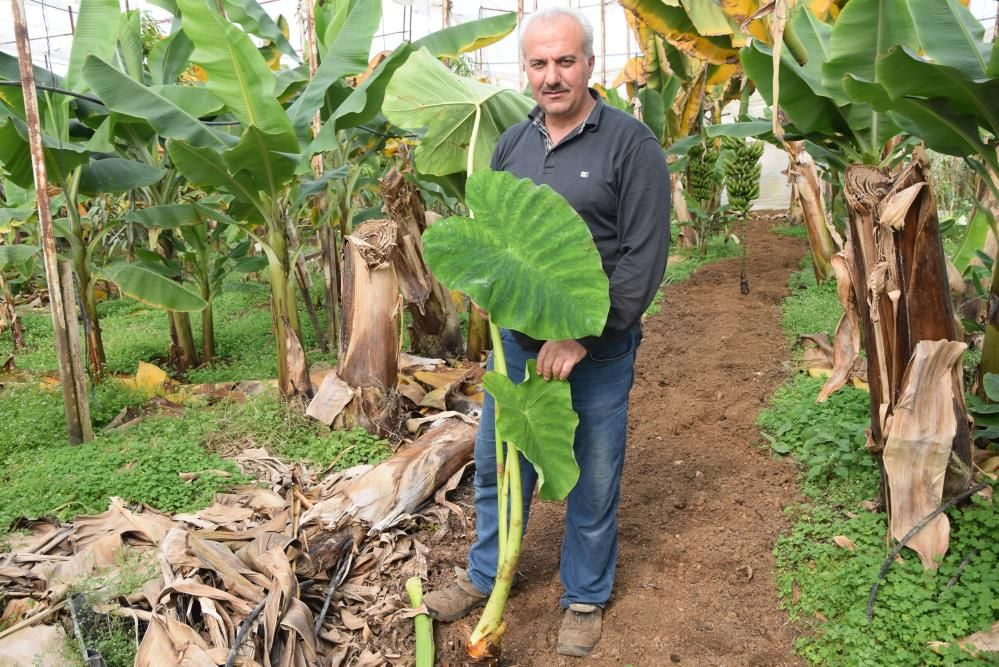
[442,0,450,29]
[599,0,606,87]
[10,0,94,444]
[517,0,524,91]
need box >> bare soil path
[429,219,809,666]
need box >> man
[424,6,671,657]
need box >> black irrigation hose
[314,536,356,637]
[866,481,989,623]
[224,594,268,667]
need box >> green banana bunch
[722,139,763,216]
[686,141,721,205]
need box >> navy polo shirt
[490,89,671,350]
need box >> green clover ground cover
[759,260,999,666]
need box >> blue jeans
[466,325,642,608]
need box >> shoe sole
[426,598,487,623]
[556,644,595,657]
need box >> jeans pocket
[586,329,639,363]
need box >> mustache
[542,86,569,94]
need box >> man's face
[522,15,595,124]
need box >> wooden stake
[11,0,93,444]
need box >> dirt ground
[422,218,809,666]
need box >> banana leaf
[176,0,291,135]
[286,0,382,142]
[222,0,299,62]
[222,126,300,197]
[907,0,990,79]
[619,0,739,65]
[116,10,145,83]
[102,262,207,312]
[78,158,167,194]
[83,56,235,150]
[413,13,517,59]
[65,0,121,92]
[953,208,995,275]
[147,24,194,86]
[874,46,999,136]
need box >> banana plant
[0,0,209,377]
[422,170,609,660]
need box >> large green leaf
[116,10,145,83]
[102,262,207,312]
[125,204,202,229]
[382,48,532,176]
[83,55,234,150]
[151,85,225,118]
[176,0,291,134]
[0,117,90,187]
[78,158,167,194]
[953,208,994,275]
[148,24,194,86]
[843,76,997,171]
[0,50,63,88]
[823,0,917,96]
[422,170,609,340]
[741,41,846,136]
[222,0,299,62]
[821,0,915,143]
[0,244,39,269]
[65,0,121,92]
[874,46,999,136]
[637,88,666,144]
[907,0,989,79]
[222,126,300,197]
[324,44,416,138]
[167,139,259,204]
[286,0,382,142]
[483,359,580,501]
[413,13,517,59]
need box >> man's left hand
[537,339,587,381]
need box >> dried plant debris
[0,418,476,666]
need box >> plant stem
[406,577,435,667]
[489,321,508,556]
[468,322,525,655]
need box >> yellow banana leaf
[620,0,740,65]
[678,69,707,136]
[613,56,647,89]
[706,63,740,86]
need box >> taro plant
[422,170,610,659]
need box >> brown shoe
[423,567,488,622]
[556,603,603,657]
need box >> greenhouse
[0,0,997,664]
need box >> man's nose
[544,63,560,87]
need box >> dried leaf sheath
[882,340,966,570]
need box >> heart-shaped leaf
[422,170,609,341]
[483,359,580,501]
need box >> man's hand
[537,339,587,381]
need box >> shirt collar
[527,87,604,130]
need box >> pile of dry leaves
[0,368,478,666]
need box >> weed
[757,375,876,505]
[773,224,809,238]
[762,251,999,666]
[781,262,841,341]
[0,410,250,528]
[203,396,392,470]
